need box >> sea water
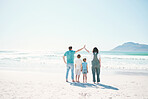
[0,51,148,73]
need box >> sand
[0,69,148,99]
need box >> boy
[75,54,82,82]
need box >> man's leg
[71,63,74,82]
[66,64,70,82]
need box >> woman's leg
[96,67,100,83]
[92,66,96,83]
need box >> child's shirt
[75,59,82,70]
[82,62,87,71]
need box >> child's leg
[83,74,86,83]
[78,75,80,82]
[84,74,86,82]
[83,74,84,83]
[85,74,87,83]
[84,74,86,83]
[76,75,77,82]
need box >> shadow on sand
[99,83,119,90]
[68,82,119,90]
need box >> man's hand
[75,45,85,53]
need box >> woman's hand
[84,47,90,53]
[83,45,86,49]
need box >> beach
[0,51,148,99]
[0,69,148,99]
[1,0,148,98]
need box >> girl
[81,58,88,83]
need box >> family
[63,45,101,84]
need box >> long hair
[93,47,99,53]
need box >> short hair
[93,47,99,53]
[77,54,81,58]
[83,58,86,62]
[69,46,72,50]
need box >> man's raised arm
[75,45,85,53]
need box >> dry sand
[0,70,148,99]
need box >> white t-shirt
[75,59,82,69]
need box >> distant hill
[111,42,148,52]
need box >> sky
[0,0,148,51]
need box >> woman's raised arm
[85,47,90,53]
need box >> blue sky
[0,0,148,51]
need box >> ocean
[0,51,148,73]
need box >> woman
[85,47,101,84]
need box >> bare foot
[72,80,75,82]
[66,79,68,82]
[93,82,95,84]
[97,82,99,84]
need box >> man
[63,45,85,82]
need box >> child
[75,54,82,82]
[81,58,88,83]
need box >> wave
[100,51,148,56]
[0,50,148,71]
[101,55,148,60]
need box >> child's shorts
[75,69,81,75]
[82,69,87,74]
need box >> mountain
[111,42,148,52]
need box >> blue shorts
[82,69,87,74]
